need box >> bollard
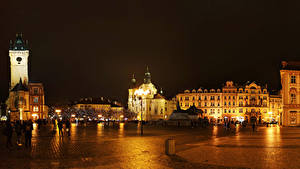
[165,138,176,155]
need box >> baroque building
[177,81,282,124]
[280,60,300,126]
[6,34,46,121]
[73,97,124,114]
[128,68,176,121]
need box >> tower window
[33,106,39,112]
[34,97,39,103]
[33,88,38,95]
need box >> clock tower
[9,33,29,89]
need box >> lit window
[291,93,296,104]
[33,106,39,112]
[239,108,243,113]
[291,75,296,84]
[33,88,38,95]
[34,97,38,103]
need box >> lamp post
[134,89,150,136]
[139,96,143,135]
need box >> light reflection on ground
[1,123,300,169]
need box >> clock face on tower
[16,57,22,64]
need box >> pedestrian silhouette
[252,123,256,132]
[24,120,33,148]
[4,121,13,148]
[15,120,22,146]
[58,120,63,136]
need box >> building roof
[9,33,28,50]
[154,93,165,99]
[173,103,203,116]
[74,97,123,108]
[281,60,300,71]
[76,97,111,105]
[11,79,28,92]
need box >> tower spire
[130,73,137,89]
[131,74,136,84]
[144,66,151,84]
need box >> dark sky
[0,0,299,105]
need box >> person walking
[24,120,33,148]
[252,123,256,132]
[58,120,63,136]
[4,121,13,148]
[52,119,56,131]
[15,120,22,145]
[65,119,71,136]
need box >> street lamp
[268,112,273,122]
[134,89,150,136]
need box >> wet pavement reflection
[1,123,300,168]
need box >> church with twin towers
[5,33,47,121]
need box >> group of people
[2,120,33,148]
[52,119,71,137]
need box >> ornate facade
[280,60,300,126]
[177,81,282,123]
[128,68,176,121]
[73,97,124,114]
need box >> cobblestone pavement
[1,123,298,169]
[178,126,300,169]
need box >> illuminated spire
[10,33,28,50]
[131,74,136,84]
[144,66,151,84]
[160,88,163,95]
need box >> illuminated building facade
[128,68,176,121]
[73,97,124,114]
[177,81,282,123]
[6,34,47,121]
[280,60,300,126]
[28,83,46,119]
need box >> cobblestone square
[1,123,300,169]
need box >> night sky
[0,0,299,105]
